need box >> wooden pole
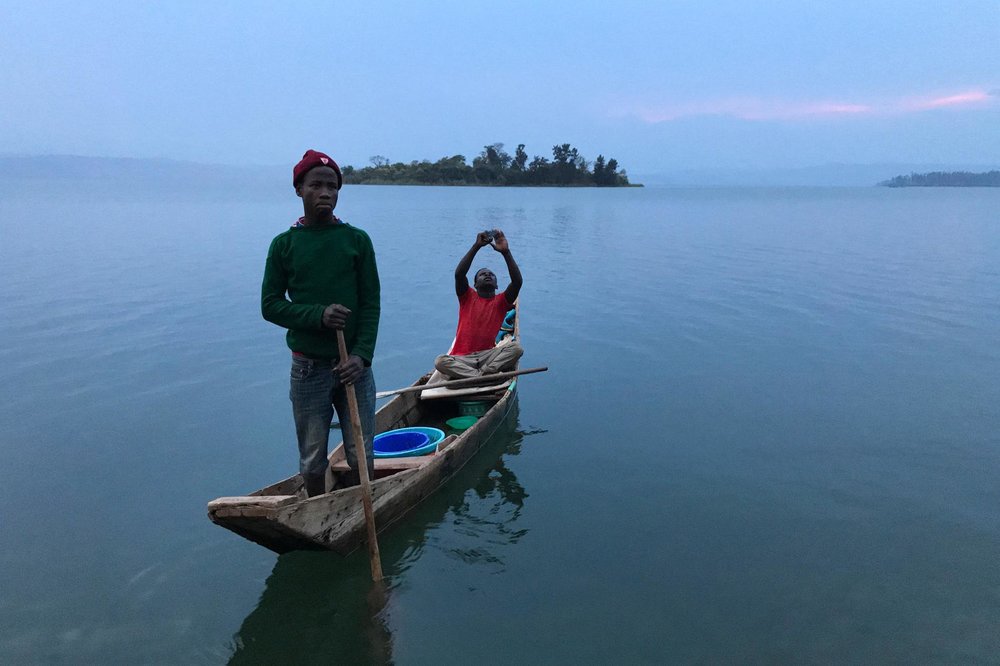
[336,330,383,582]
[375,366,548,399]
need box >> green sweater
[261,221,380,363]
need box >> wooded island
[879,171,1000,187]
[343,143,636,187]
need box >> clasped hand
[322,303,351,329]
[322,304,363,384]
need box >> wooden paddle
[336,330,383,582]
[375,366,548,399]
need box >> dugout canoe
[207,303,521,555]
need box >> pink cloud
[632,98,871,122]
[908,90,993,110]
[621,88,996,123]
[740,101,871,120]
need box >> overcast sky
[2,1,997,173]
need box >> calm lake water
[1,179,999,663]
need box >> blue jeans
[289,355,375,482]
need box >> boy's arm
[493,230,522,304]
[261,237,326,330]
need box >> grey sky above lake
[3,1,998,173]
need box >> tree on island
[879,171,1000,187]
[342,142,634,187]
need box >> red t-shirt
[451,287,514,355]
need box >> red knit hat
[292,149,342,189]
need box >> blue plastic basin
[386,427,446,448]
[373,431,432,458]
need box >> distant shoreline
[879,171,1000,187]
[344,180,644,188]
[5,155,1000,189]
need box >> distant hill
[0,155,286,200]
[0,154,281,180]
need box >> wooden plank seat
[207,495,298,510]
[330,455,437,473]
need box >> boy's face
[296,166,340,217]
[474,269,497,291]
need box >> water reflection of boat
[208,305,522,554]
[227,405,528,664]
[227,551,395,665]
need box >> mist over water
[1,180,999,662]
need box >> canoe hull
[208,380,518,554]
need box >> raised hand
[476,230,493,247]
[491,229,509,252]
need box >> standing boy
[261,150,380,496]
